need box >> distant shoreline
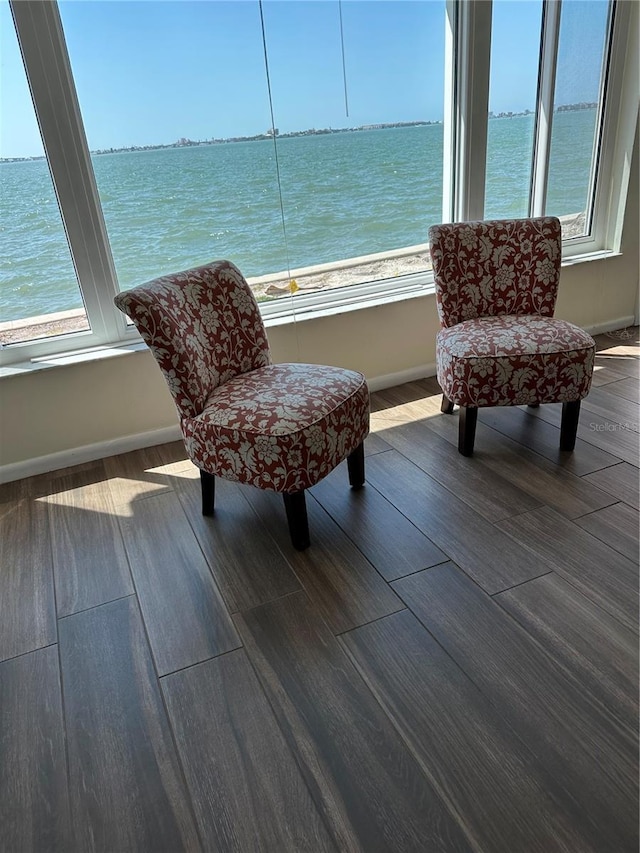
[0,104,597,164]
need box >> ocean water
[1,110,597,322]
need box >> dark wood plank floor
[1,329,638,852]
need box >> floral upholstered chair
[428,217,595,456]
[114,260,370,549]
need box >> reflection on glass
[0,2,89,345]
[546,0,611,237]
[485,1,542,219]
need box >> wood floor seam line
[488,570,555,596]
[54,622,74,851]
[157,644,249,680]
[153,641,208,853]
[334,606,410,637]
[0,640,58,666]
[120,574,209,851]
[56,592,137,621]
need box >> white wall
[1,134,638,477]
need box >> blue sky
[1,0,609,159]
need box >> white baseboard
[1,312,633,486]
[0,424,182,485]
[1,365,437,484]
[367,362,437,392]
[583,315,636,336]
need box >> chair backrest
[428,216,562,327]
[114,260,271,419]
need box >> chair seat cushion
[437,315,595,407]
[182,363,370,492]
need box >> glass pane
[264,0,445,295]
[58,0,444,305]
[0,2,89,346]
[58,0,280,299]
[546,0,611,237]
[485,0,543,219]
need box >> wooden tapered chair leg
[560,400,581,451]
[441,395,455,414]
[283,490,310,551]
[458,406,478,457]
[200,470,215,516]
[347,442,365,489]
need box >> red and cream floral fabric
[428,217,595,408]
[437,315,595,407]
[183,363,369,492]
[429,217,562,327]
[115,260,369,492]
[115,260,271,419]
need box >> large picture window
[58,0,445,303]
[1,0,637,365]
[545,0,612,234]
[484,0,542,220]
[0,5,89,345]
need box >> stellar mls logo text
[589,422,638,432]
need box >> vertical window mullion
[445,0,492,222]
[530,0,562,217]
[583,1,615,240]
[590,0,636,252]
[10,0,123,347]
[442,0,457,223]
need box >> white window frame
[2,0,638,370]
[5,0,126,365]
[448,0,638,259]
[444,0,492,222]
[530,0,562,219]
[545,0,638,260]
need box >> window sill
[0,245,624,378]
[561,247,622,265]
[0,276,433,378]
[264,272,432,326]
[0,339,148,378]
